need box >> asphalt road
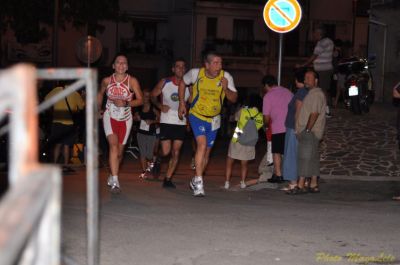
[60,148,400,265]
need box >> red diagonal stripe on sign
[271,2,294,24]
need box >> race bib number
[110,104,125,120]
[211,115,221,131]
[140,120,150,131]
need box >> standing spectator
[178,51,238,197]
[258,81,273,183]
[294,70,327,194]
[151,58,190,188]
[262,75,293,183]
[98,54,143,192]
[282,70,308,193]
[297,26,334,117]
[45,84,85,172]
[224,94,263,189]
[333,39,346,108]
[135,89,160,179]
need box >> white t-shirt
[183,68,237,92]
[313,37,334,71]
[160,78,190,125]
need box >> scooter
[337,57,374,114]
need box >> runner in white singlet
[151,58,190,188]
[98,54,143,192]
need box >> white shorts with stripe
[103,110,133,145]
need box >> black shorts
[271,132,285,154]
[159,123,186,141]
[49,123,76,146]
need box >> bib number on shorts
[211,115,221,131]
[110,104,125,120]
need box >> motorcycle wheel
[351,96,362,114]
[361,99,370,113]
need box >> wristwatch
[306,128,311,133]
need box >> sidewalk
[320,103,400,179]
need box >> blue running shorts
[189,114,218,147]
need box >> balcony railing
[120,38,173,57]
[203,38,267,57]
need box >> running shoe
[139,171,148,179]
[107,175,114,187]
[224,181,230,190]
[240,180,246,189]
[189,176,204,197]
[110,176,121,193]
[162,178,176,189]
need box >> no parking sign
[262,0,302,85]
[263,0,302,33]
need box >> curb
[321,175,400,182]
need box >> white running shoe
[146,162,154,172]
[139,171,148,179]
[110,176,120,193]
[224,181,230,190]
[190,176,205,197]
[107,175,114,187]
[240,180,246,189]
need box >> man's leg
[162,139,183,188]
[273,153,282,176]
[194,135,207,177]
[166,140,183,178]
[160,139,172,156]
[268,133,285,183]
[188,114,217,196]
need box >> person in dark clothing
[134,88,160,179]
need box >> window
[206,17,218,38]
[132,21,157,53]
[233,19,254,56]
[233,19,254,41]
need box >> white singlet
[160,77,189,125]
[105,74,133,121]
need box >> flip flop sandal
[286,187,308,195]
[308,186,320,193]
[280,184,297,191]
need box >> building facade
[368,0,400,102]
[1,0,369,92]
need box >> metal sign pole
[263,0,302,85]
[87,36,91,68]
[277,33,283,85]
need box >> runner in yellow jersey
[178,51,237,196]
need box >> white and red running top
[105,74,134,121]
